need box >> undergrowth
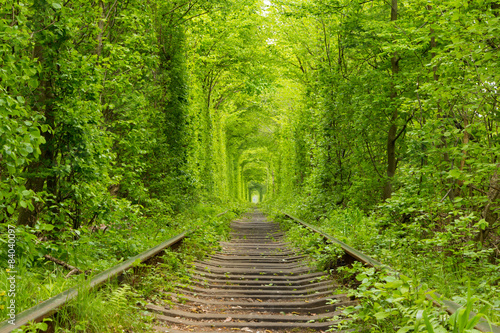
[263,201,500,332]
[278,218,345,273]
[2,202,246,332]
[330,263,494,333]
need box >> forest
[1,0,500,331]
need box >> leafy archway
[248,181,266,203]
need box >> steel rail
[0,231,189,333]
[282,212,500,333]
[216,210,229,217]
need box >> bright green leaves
[1,183,36,221]
[264,0,500,329]
[184,0,272,202]
[448,286,493,333]
[0,0,45,222]
[345,264,453,332]
[51,2,62,9]
[268,0,500,235]
[6,205,15,215]
[475,219,488,231]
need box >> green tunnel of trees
[1,0,500,327]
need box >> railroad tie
[149,211,354,333]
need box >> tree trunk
[383,121,397,199]
[96,0,105,60]
[477,165,500,244]
[383,0,399,200]
[17,10,57,226]
[428,5,456,201]
[458,113,469,185]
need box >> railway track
[2,209,499,332]
[150,211,354,332]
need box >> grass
[1,201,247,331]
[266,205,500,327]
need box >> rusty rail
[0,231,189,333]
[216,210,229,217]
[282,212,500,333]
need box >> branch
[65,268,81,279]
[162,1,193,18]
[393,114,413,143]
[216,210,228,217]
[44,254,83,277]
[467,184,487,195]
[104,0,119,21]
[440,188,453,202]
[30,18,58,38]
[295,55,306,73]
[177,11,209,26]
[321,18,332,69]
[364,140,383,178]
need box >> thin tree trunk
[383,120,397,199]
[428,5,455,201]
[477,165,500,244]
[96,0,105,60]
[18,7,57,225]
[383,0,399,200]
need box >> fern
[108,284,132,312]
[394,301,416,317]
[390,301,449,333]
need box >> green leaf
[449,169,461,179]
[475,219,488,230]
[37,322,48,330]
[40,223,55,231]
[423,311,435,333]
[28,79,39,88]
[374,311,392,320]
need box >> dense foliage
[0,0,262,320]
[261,0,500,330]
[1,0,500,331]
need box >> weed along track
[149,210,353,333]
